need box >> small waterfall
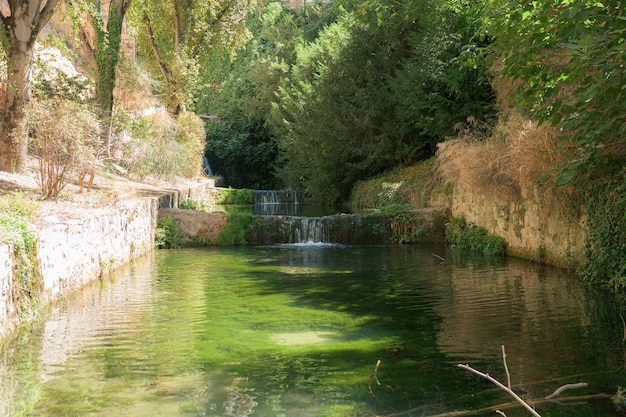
[253,190,304,216]
[248,214,391,245]
[253,190,303,205]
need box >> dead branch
[457,363,542,417]
[501,345,511,390]
[379,393,611,417]
[368,360,394,412]
[544,382,588,400]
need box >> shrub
[446,216,505,256]
[375,204,425,244]
[25,98,101,198]
[175,112,206,178]
[155,217,182,248]
[179,199,211,212]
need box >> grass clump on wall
[0,192,41,320]
[350,158,442,210]
[446,216,505,256]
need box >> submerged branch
[545,382,588,400]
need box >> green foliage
[179,199,211,212]
[271,0,495,205]
[0,192,41,320]
[215,188,254,205]
[128,0,251,114]
[578,162,626,290]
[204,117,279,189]
[375,204,425,244]
[155,217,182,249]
[350,158,440,210]
[25,98,101,199]
[217,213,253,246]
[446,216,505,256]
[484,0,626,183]
[198,2,336,189]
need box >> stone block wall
[0,198,160,338]
[445,184,586,269]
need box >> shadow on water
[1,245,626,417]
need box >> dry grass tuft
[437,111,574,205]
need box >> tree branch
[457,363,542,417]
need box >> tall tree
[69,0,133,154]
[129,0,250,115]
[0,0,59,173]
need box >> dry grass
[438,113,570,200]
[437,68,580,208]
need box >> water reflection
[0,245,624,416]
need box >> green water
[1,245,625,417]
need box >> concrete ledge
[158,209,228,246]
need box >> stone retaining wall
[0,179,216,339]
[432,184,585,269]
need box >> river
[1,244,624,416]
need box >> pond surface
[1,245,625,417]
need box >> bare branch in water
[501,345,511,390]
[457,363,542,417]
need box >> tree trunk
[0,48,32,172]
[0,0,59,173]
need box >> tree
[0,0,59,173]
[128,0,251,115]
[271,0,495,204]
[68,0,133,154]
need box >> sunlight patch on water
[272,331,340,346]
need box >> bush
[375,204,425,244]
[179,199,211,212]
[446,216,505,256]
[155,217,182,248]
[25,98,101,198]
[175,112,206,178]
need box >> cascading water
[253,190,304,216]
[248,190,391,244]
[248,214,391,245]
